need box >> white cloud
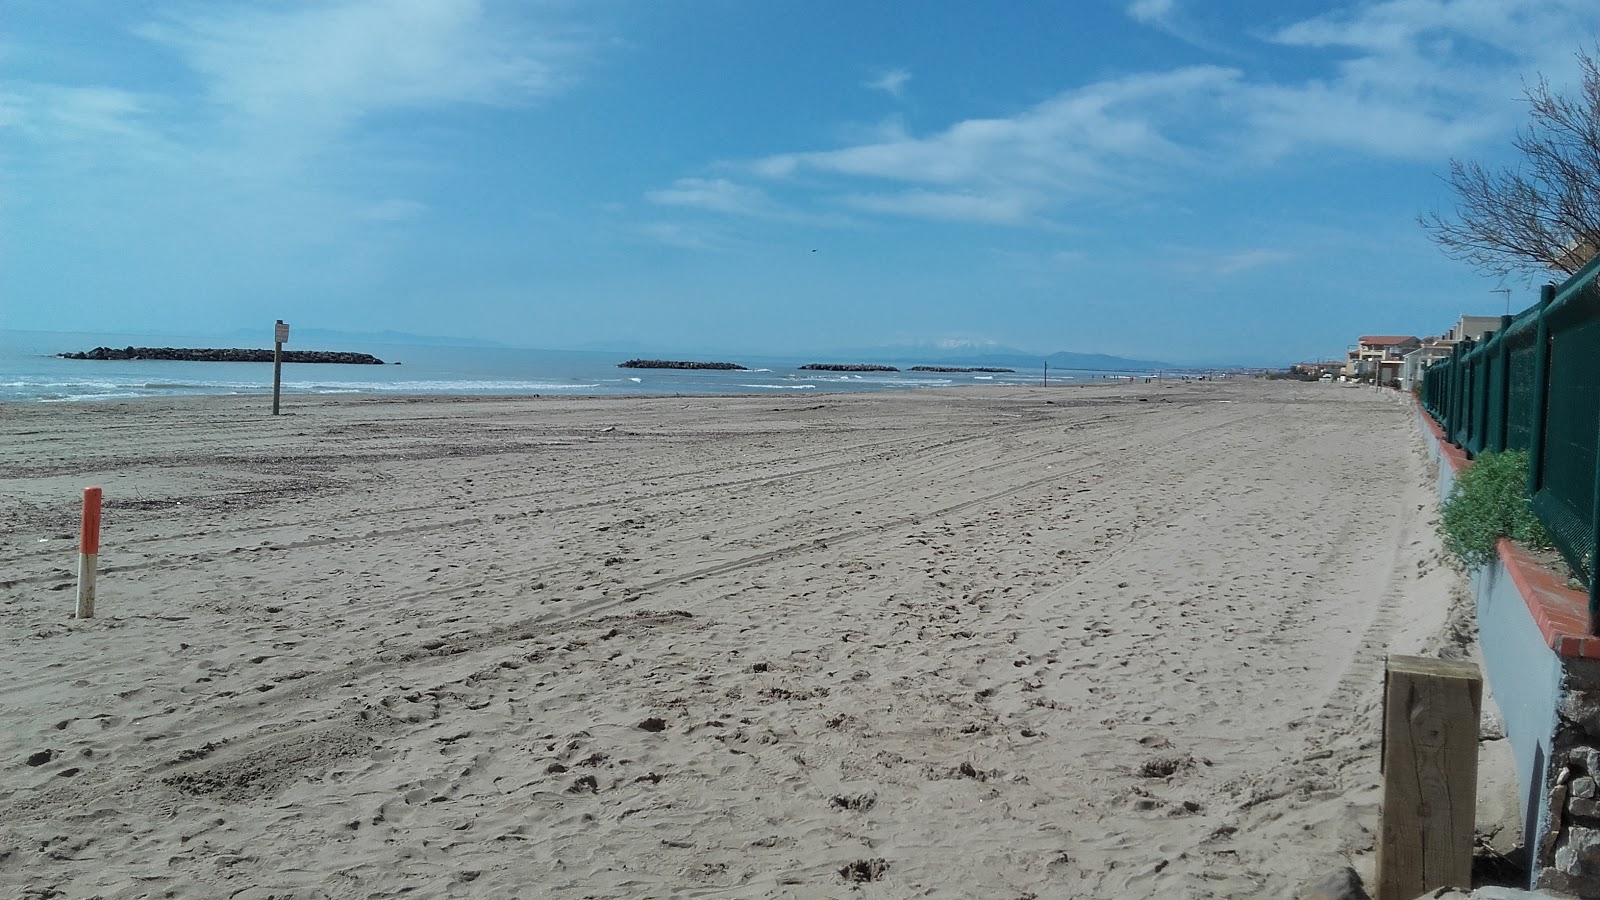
[6,85,152,142]
[636,221,726,250]
[732,66,1238,224]
[1,0,605,319]
[658,1,1595,230]
[1,0,601,269]
[1,83,190,175]
[1127,0,1177,28]
[1124,0,1232,54]
[1241,80,1500,159]
[1211,249,1297,276]
[134,0,586,154]
[844,190,1035,224]
[645,176,859,232]
[865,68,911,98]
[762,66,1237,186]
[1270,0,1566,54]
[359,198,429,222]
[1248,0,1596,159]
[646,178,773,216]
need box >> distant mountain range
[840,343,1177,372]
[225,327,509,348]
[214,329,1189,370]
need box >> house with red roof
[1343,335,1421,383]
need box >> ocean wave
[4,343,1050,402]
[143,381,257,390]
[283,380,603,392]
[40,391,148,403]
[2,380,140,390]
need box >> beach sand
[1,381,1485,898]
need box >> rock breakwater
[799,363,899,372]
[618,359,747,370]
[58,347,386,364]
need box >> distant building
[1556,238,1597,273]
[1400,338,1456,392]
[1344,335,1421,383]
[1443,316,1500,343]
[1290,361,1344,379]
[1396,314,1504,391]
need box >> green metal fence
[1422,252,1600,630]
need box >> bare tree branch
[1421,47,1600,280]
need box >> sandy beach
[1,381,1480,898]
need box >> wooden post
[76,486,102,619]
[1376,655,1482,900]
[1042,360,1048,387]
[272,319,288,416]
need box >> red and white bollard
[76,487,101,619]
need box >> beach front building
[1397,315,1504,392]
[1399,339,1456,392]
[1289,360,1345,379]
[1444,315,1502,344]
[1343,335,1421,384]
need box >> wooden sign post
[272,320,289,415]
[1376,655,1482,899]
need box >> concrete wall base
[1415,403,1600,894]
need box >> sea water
[0,330,1084,403]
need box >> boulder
[1300,866,1371,900]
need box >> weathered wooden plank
[1376,655,1483,900]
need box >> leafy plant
[1438,449,1548,567]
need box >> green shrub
[1438,449,1548,567]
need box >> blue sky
[3,0,1597,365]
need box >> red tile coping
[1413,398,1600,659]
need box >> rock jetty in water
[618,359,747,370]
[58,346,386,364]
[907,365,1015,373]
[798,363,899,372]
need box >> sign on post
[272,320,288,416]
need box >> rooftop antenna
[1492,288,1511,315]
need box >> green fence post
[1449,341,1465,448]
[1591,411,1600,633]
[1494,314,1513,453]
[1528,284,1557,495]
[1445,356,1455,423]
[1476,332,1494,455]
[1434,360,1443,420]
